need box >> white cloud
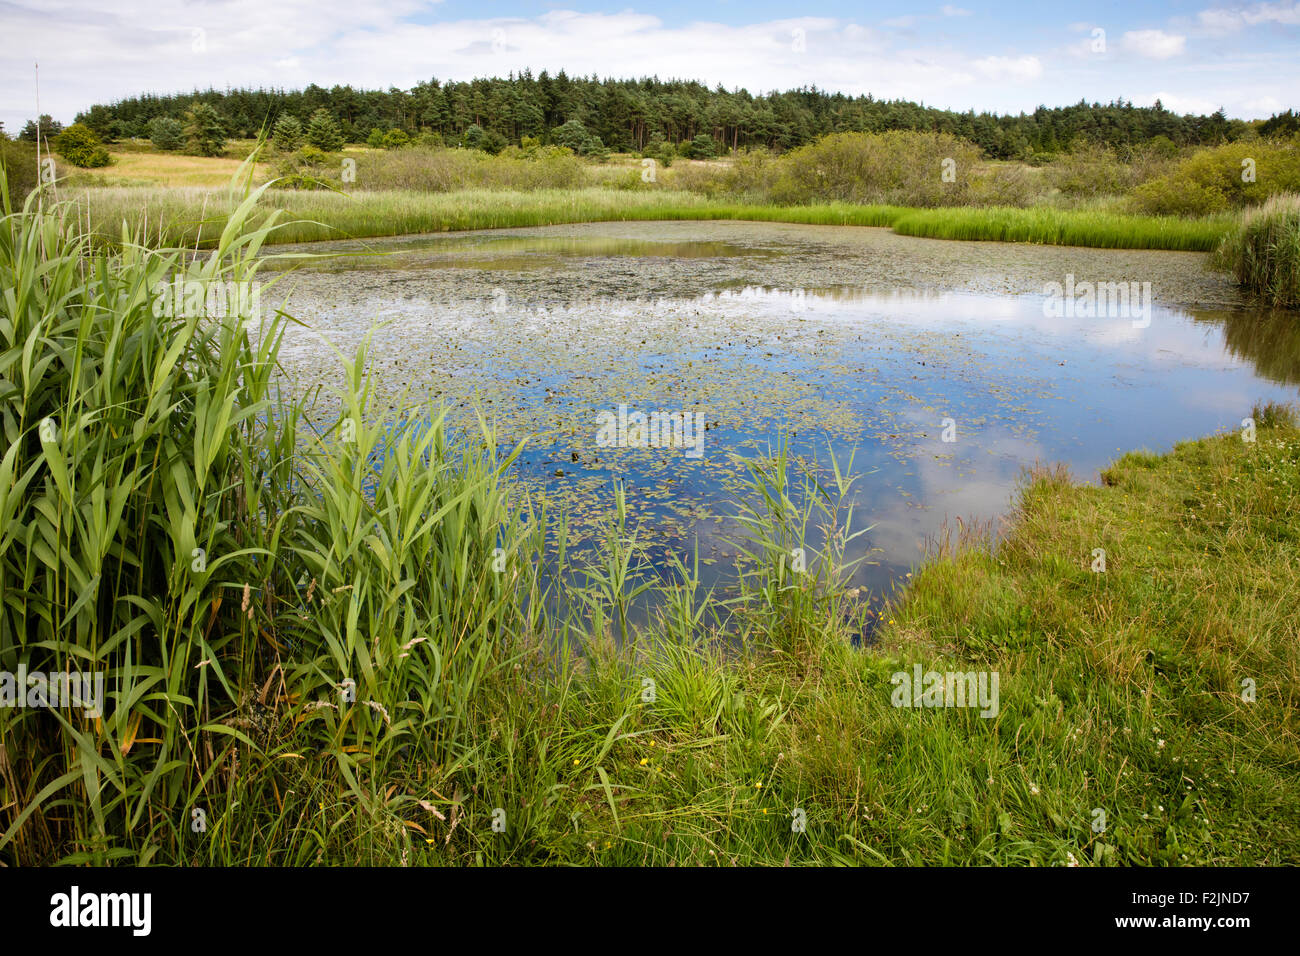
[972,54,1043,80]
[0,1,1293,133]
[1121,29,1187,59]
[1140,92,1220,114]
[941,5,973,16]
[1198,1,1300,33]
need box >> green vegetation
[184,102,227,157]
[148,116,186,152]
[890,205,1231,251]
[0,139,38,209]
[306,108,344,153]
[1131,140,1300,216]
[4,174,1295,865]
[69,76,1259,159]
[1214,194,1300,307]
[66,180,1231,252]
[272,114,303,153]
[52,123,110,168]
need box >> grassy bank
[892,205,1232,251]
[69,183,1230,251]
[2,179,1296,865]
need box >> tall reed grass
[1213,193,1300,308]
[0,164,552,863]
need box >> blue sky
[3,1,1297,135]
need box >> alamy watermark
[1,667,105,717]
[890,664,999,717]
[152,277,261,326]
[1043,274,1151,328]
[595,404,705,459]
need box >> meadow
[1,170,1296,866]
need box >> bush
[52,123,111,168]
[382,129,410,150]
[1130,139,1300,215]
[148,116,185,151]
[683,134,718,159]
[305,109,343,152]
[766,130,982,207]
[1046,145,1137,199]
[551,119,604,157]
[184,103,226,157]
[551,119,589,152]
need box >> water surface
[272,221,1299,622]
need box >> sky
[2,0,1298,135]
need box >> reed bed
[1213,193,1300,307]
[64,184,1235,251]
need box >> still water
[274,221,1300,617]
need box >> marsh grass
[891,205,1231,251]
[66,183,1231,252]
[1213,194,1300,308]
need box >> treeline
[68,72,1275,160]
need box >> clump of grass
[1213,193,1300,308]
[1253,400,1298,430]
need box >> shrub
[382,129,410,150]
[184,103,227,157]
[683,134,718,159]
[53,123,111,168]
[305,109,343,152]
[766,130,982,207]
[1046,145,1136,198]
[551,119,589,152]
[1131,139,1300,215]
[148,116,185,151]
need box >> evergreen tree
[305,109,343,151]
[184,102,226,156]
[273,114,303,152]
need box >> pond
[270,220,1300,623]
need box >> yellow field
[58,143,726,190]
[67,149,272,188]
